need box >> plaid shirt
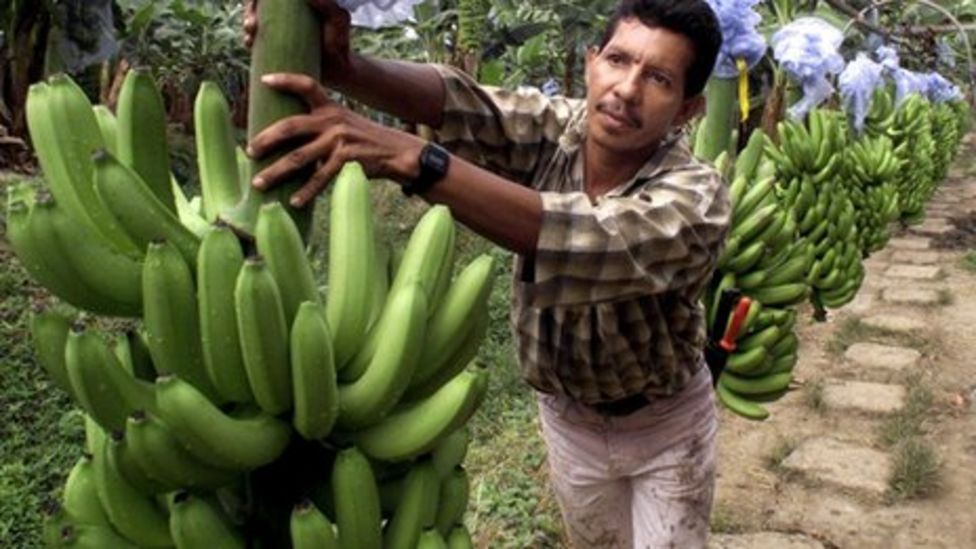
[432,65,731,405]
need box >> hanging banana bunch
[763,108,864,313]
[705,129,810,421]
[886,93,937,225]
[841,134,901,255]
[12,4,493,542]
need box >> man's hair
[597,0,722,98]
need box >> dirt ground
[711,135,976,549]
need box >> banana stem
[694,78,738,162]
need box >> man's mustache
[596,101,641,129]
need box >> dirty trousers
[536,366,717,549]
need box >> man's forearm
[327,54,446,129]
[419,154,543,257]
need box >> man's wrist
[402,142,450,197]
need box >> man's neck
[582,139,657,201]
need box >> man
[245,0,728,546]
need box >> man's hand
[247,73,426,208]
[244,0,354,79]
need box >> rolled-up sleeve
[521,166,730,308]
[430,64,581,184]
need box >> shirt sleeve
[430,64,581,185]
[520,165,731,309]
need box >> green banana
[65,327,158,432]
[404,304,488,402]
[169,491,245,549]
[125,411,238,490]
[770,332,799,358]
[155,375,291,471]
[745,283,808,307]
[27,77,141,256]
[770,353,797,374]
[235,257,292,415]
[715,380,769,421]
[255,202,320,326]
[388,205,456,311]
[58,523,140,548]
[143,241,219,401]
[290,500,337,549]
[409,255,494,394]
[328,162,378,369]
[30,305,74,394]
[45,192,144,313]
[434,467,469,535]
[724,346,767,376]
[172,178,211,237]
[9,196,136,315]
[94,150,200,267]
[195,81,242,222]
[116,68,175,210]
[734,129,766,182]
[197,226,253,404]
[337,282,428,430]
[384,460,440,549]
[291,301,338,440]
[734,175,776,220]
[446,526,474,549]
[730,202,778,245]
[92,436,173,547]
[761,254,807,286]
[736,325,781,352]
[92,105,119,156]
[724,239,765,274]
[332,447,382,549]
[355,370,488,462]
[417,529,449,549]
[719,371,792,395]
[63,454,112,528]
[431,428,470,480]
[113,330,157,382]
[106,430,172,495]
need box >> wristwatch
[402,143,450,197]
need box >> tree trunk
[1,5,52,138]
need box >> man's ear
[674,95,706,127]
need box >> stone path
[711,140,976,548]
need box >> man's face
[585,19,703,156]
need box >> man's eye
[606,54,624,65]
[647,72,670,86]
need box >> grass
[803,379,827,414]
[765,437,799,473]
[0,248,86,547]
[879,376,933,448]
[961,251,976,273]
[937,289,955,306]
[826,316,934,356]
[876,374,941,502]
[887,438,941,502]
[709,503,747,534]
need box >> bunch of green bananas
[931,101,963,183]
[841,134,901,254]
[714,301,799,421]
[12,71,490,548]
[877,93,937,225]
[764,109,865,312]
[705,130,809,420]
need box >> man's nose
[613,69,642,104]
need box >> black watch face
[426,145,449,174]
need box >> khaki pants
[536,367,717,549]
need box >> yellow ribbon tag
[737,58,750,123]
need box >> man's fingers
[252,138,328,191]
[291,154,346,207]
[261,73,330,109]
[248,113,325,159]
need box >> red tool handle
[719,297,752,352]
